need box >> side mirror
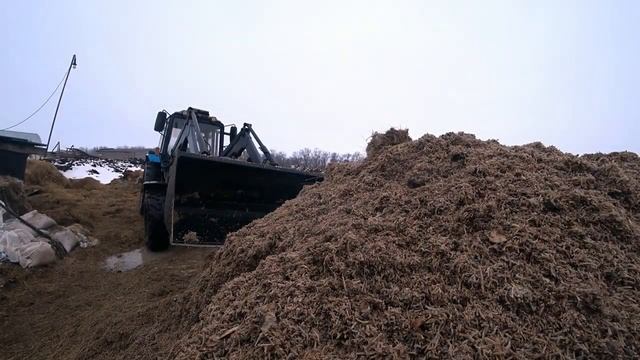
[154,112,167,132]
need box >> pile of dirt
[24,160,69,187]
[366,128,411,157]
[68,177,103,190]
[144,132,638,359]
[120,169,143,183]
[0,176,31,215]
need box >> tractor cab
[155,108,227,159]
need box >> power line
[1,70,69,131]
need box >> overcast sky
[1,1,638,154]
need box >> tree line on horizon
[75,145,363,172]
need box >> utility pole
[45,54,77,153]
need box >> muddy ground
[0,166,214,359]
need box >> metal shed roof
[0,130,44,145]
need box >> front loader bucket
[167,152,321,246]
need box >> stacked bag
[0,204,92,268]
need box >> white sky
[1,1,639,154]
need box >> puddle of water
[103,248,144,272]
[103,247,178,272]
[103,246,214,272]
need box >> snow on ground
[52,158,143,184]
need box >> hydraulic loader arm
[222,123,277,166]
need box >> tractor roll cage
[161,107,277,166]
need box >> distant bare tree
[271,148,363,172]
[76,144,361,172]
[116,145,149,150]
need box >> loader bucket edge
[167,152,321,246]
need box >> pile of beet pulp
[171,131,640,358]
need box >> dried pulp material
[24,160,69,187]
[0,176,31,215]
[169,132,640,358]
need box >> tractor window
[164,116,222,155]
[157,128,165,149]
[199,123,221,156]
[167,118,186,151]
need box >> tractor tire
[143,189,170,251]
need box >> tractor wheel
[143,189,169,251]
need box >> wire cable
[1,70,69,131]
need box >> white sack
[0,231,32,263]
[21,210,57,230]
[12,228,36,243]
[4,210,57,236]
[3,220,33,236]
[17,242,56,268]
[49,226,80,253]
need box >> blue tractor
[140,107,322,251]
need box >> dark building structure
[94,147,151,160]
[0,130,47,180]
